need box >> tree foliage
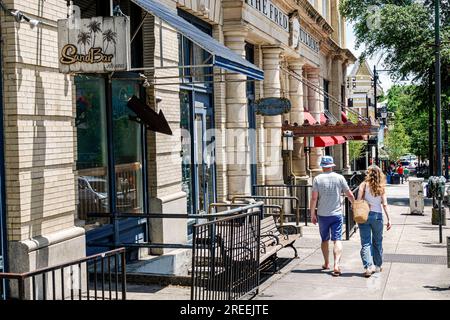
[349,140,366,163]
[340,0,450,86]
[384,120,411,161]
[341,1,450,162]
[385,85,429,159]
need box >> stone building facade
[0,0,355,279]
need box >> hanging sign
[58,16,131,73]
[255,97,291,116]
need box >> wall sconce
[282,130,294,152]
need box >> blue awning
[131,0,264,80]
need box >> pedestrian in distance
[404,166,409,182]
[356,165,391,278]
[397,164,404,184]
[310,156,355,276]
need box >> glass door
[193,109,217,211]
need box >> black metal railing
[0,248,126,300]
[252,185,312,226]
[343,186,360,240]
[191,203,263,300]
[347,172,366,189]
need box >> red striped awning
[314,136,335,147]
[303,111,318,125]
[332,136,346,145]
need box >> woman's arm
[357,182,365,201]
[382,193,392,230]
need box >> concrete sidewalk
[255,183,450,300]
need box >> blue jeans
[358,211,384,269]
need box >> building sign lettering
[58,16,130,73]
[290,16,320,53]
[245,0,289,32]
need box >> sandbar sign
[58,16,130,73]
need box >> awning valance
[332,136,346,145]
[303,111,318,125]
[131,0,264,80]
[314,136,335,147]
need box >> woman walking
[357,165,391,277]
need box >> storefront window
[112,79,144,214]
[178,10,216,221]
[180,91,193,214]
[75,75,145,230]
[75,76,110,229]
[324,79,330,111]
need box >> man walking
[310,156,355,276]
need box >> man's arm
[344,189,355,203]
[310,191,319,225]
[341,176,355,203]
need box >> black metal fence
[343,186,360,240]
[0,248,126,300]
[252,184,312,225]
[191,203,263,300]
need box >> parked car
[78,176,109,220]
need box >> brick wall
[142,0,184,201]
[2,0,76,241]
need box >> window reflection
[75,76,144,231]
[75,76,110,228]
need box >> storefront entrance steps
[126,248,192,277]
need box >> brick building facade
[0,0,355,281]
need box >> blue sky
[345,22,410,94]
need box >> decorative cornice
[325,38,357,64]
[295,0,334,35]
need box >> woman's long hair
[364,165,386,197]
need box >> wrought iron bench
[256,216,300,272]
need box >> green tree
[385,121,411,161]
[386,85,430,161]
[340,1,450,163]
[349,140,366,170]
[340,0,450,85]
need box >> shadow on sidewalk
[423,285,450,292]
[290,269,366,278]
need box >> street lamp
[282,130,294,152]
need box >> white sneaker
[364,266,374,278]
[374,266,383,273]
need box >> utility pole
[445,103,449,180]
[429,69,434,176]
[373,65,379,166]
[434,0,443,243]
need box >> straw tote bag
[353,183,370,224]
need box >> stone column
[289,60,308,178]
[330,57,344,170]
[224,27,251,197]
[307,68,323,175]
[262,46,284,185]
[342,63,352,173]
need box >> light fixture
[8,9,41,28]
[113,5,129,20]
[282,130,294,152]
